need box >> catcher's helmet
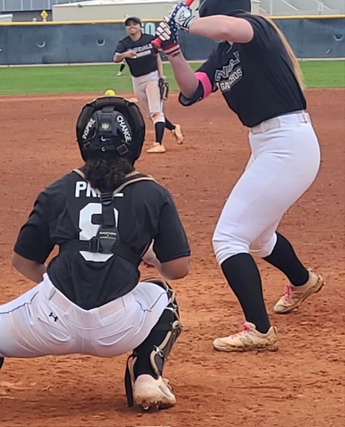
[76,96,145,165]
[198,0,251,17]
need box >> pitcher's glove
[159,78,169,100]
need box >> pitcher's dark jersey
[115,34,158,77]
[184,14,306,127]
[14,171,190,310]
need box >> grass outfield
[0,60,344,95]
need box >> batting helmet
[198,0,251,17]
[76,96,145,165]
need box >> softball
[104,89,116,96]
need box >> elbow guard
[178,71,216,106]
[179,81,205,106]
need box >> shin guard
[125,278,182,407]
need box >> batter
[156,0,324,351]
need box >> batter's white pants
[132,71,165,125]
[213,112,321,265]
[0,274,168,358]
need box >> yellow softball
[104,89,116,96]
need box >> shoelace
[283,284,293,300]
[231,322,252,337]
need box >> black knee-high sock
[264,233,309,286]
[133,305,179,379]
[154,121,165,144]
[165,118,175,131]
[133,328,167,379]
[119,62,126,72]
[221,253,271,333]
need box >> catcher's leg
[125,278,182,410]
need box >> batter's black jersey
[115,33,158,77]
[191,14,306,127]
[14,171,190,310]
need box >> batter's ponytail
[260,16,305,90]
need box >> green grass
[0,60,344,95]
[300,60,345,88]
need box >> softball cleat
[172,124,184,144]
[274,269,324,314]
[213,322,278,352]
[147,143,166,153]
[134,375,176,410]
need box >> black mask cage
[198,0,251,17]
[76,96,146,164]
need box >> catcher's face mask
[198,0,251,17]
[76,96,145,164]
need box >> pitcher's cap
[125,16,142,26]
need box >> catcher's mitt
[158,78,169,100]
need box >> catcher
[0,96,190,410]
[113,16,184,153]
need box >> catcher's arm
[142,242,189,280]
[12,252,46,283]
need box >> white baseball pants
[213,112,321,265]
[0,274,168,358]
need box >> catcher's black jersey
[115,34,158,77]
[193,14,306,127]
[14,171,190,310]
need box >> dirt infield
[0,90,344,427]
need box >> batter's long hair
[259,15,305,90]
[81,158,134,192]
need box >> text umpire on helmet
[0,96,190,410]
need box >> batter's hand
[168,3,196,32]
[155,21,181,56]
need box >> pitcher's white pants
[0,274,168,358]
[213,112,321,265]
[132,71,165,125]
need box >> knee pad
[151,111,165,125]
[124,278,182,407]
